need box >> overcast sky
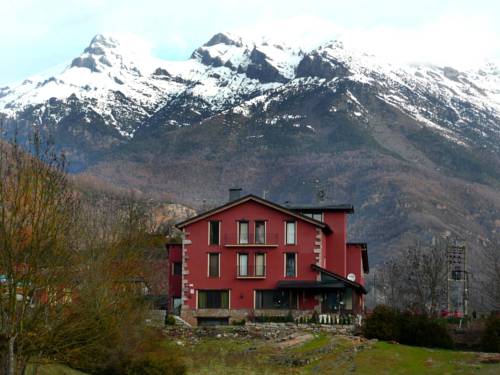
[1,0,499,85]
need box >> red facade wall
[182,200,321,310]
[346,244,365,286]
[323,212,347,276]
[167,244,182,303]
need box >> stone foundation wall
[181,308,325,326]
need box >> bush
[253,314,294,323]
[98,352,186,375]
[481,315,500,353]
[165,315,176,326]
[362,305,453,349]
[231,319,246,326]
[363,305,401,341]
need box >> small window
[238,253,248,277]
[285,221,296,244]
[255,253,265,276]
[239,221,249,244]
[285,253,296,277]
[173,262,182,276]
[198,290,229,309]
[312,213,323,222]
[208,253,220,277]
[255,221,266,244]
[209,221,220,245]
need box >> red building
[172,189,369,326]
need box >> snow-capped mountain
[2,32,499,150]
[1,32,500,267]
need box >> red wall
[323,212,347,276]
[182,200,321,310]
[346,244,364,286]
[168,244,182,300]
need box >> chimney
[229,188,242,202]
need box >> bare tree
[477,237,500,312]
[0,134,160,374]
[0,135,78,374]
[376,238,448,315]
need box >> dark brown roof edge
[311,264,367,294]
[175,194,332,233]
[288,204,354,213]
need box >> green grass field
[164,332,500,375]
[39,331,500,375]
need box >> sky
[1,0,499,85]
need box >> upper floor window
[285,221,296,245]
[285,253,297,277]
[238,221,249,244]
[238,253,248,277]
[255,253,265,276]
[208,253,220,277]
[209,221,220,245]
[255,220,266,244]
[303,212,323,221]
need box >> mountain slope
[1,32,499,268]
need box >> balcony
[223,233,279,247]
[236,265,266,279]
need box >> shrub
[98,352,186,375]
[165,315,176,326]
[481,315,500,353]
[363,305,401,341]
[231,319,246,326]
[362,305,453,349]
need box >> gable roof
[175,194,332,233]
[311,264,367,294]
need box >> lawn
[38,329,500,375]
[165,330,500,375]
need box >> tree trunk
[7,335,16,375]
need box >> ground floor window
[198,290,229,309]
[255,290,297,309]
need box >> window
[239,221,249,244]
[209,221,220,245]
[302,212,323,221]
[255,253,265,276]
[255,221,266,244]
[173,262,182,276]
[198,290,229,309]
[255,290,297,309]
[238,253,248,276]
[285,253,296,277]
[208,253,220,277]
[285,221,296,244]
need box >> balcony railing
[223,233,279,247]
[236,265,266,278]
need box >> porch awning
[276,280,346,289]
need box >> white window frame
[285,221,297,245]
[208,220,221,245]
[254,220,266,244]
[238,221,249,244]
[255,252,266,277]
[237,252,249,277]
[207,252,221,278]
[284,252,297,277]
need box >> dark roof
[175,194,332,233]
[286,203,354,213]
[277,280,346,289]
[311,264,367,294]
[347,242,369,274]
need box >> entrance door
[322,291,339,313]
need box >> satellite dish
[347,273,356,282]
